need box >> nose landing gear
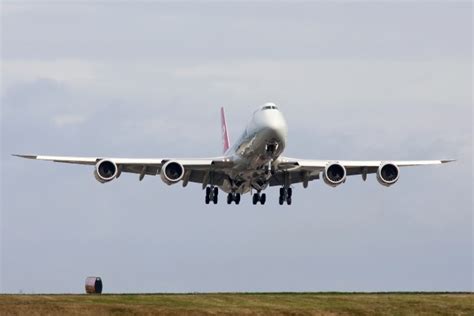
[265,142,278,157]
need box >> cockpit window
[262,105,278,110]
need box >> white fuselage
[221,104,288,194]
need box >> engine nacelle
[323,162,347,187]
[94,159,118,183]
[160,161,185,185]
[377,162,400,187]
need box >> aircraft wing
[270,158,455,187]
[13,154,233,185]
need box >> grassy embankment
[0,293,472,315]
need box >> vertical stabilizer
[220,107,231,154]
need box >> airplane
[14,102,454,205]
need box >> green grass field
[0,293,472,316]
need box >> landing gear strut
[227,192,241,205]
[279,187,292,205]
[205,186,218,204]
[252,192,266,205]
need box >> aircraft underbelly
[219,129,286,194]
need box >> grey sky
[1,1,472,293]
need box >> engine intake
[160,161,185,185]
[94,159,118,183]
[377,162,400,187]
[323,162,347,187]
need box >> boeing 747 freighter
[15,103,454,205]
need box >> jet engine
[160,161,185,185]
[377,162,400,187]
[323,162,347,187]
[94,159,118,183]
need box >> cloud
[2,59,97,92]
[52,114,87,128]
[2,2,471,62]
[4,58,469,156]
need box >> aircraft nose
[263,111,287,140]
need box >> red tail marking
[220,107,230,154]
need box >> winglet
[441,159,456,164]
[12,154,37,159]
[220,107,231,154]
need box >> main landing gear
[205,187,291,205]
[252,192,267,205]
[205,186,218,204]
[227,192,241,205]
[279,187,292,205]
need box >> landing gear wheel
[252,192,266,205]
[213,190,218,204]
[205,186,218,205]
[226,192,241,205]
[205,187,211,204]
[278,187,293,205]
[235,193,241,205]
[252,193,259,205]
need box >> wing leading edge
[269,158,455,187]
[13,154,233,185]
[13,154,454,189]
[279,158,455,169]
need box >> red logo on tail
[221,107,230,154]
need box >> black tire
[205,195,210,204]
[252,194,258,205]
[227,193,233,205]
[260,193,266,205]
[279,196,284,205]
[235,193,241,204]
[213,194,218,204]
[280,188,285,197]
[287,197,292,205]
[206,187,211,196]
[213,187,218,197]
